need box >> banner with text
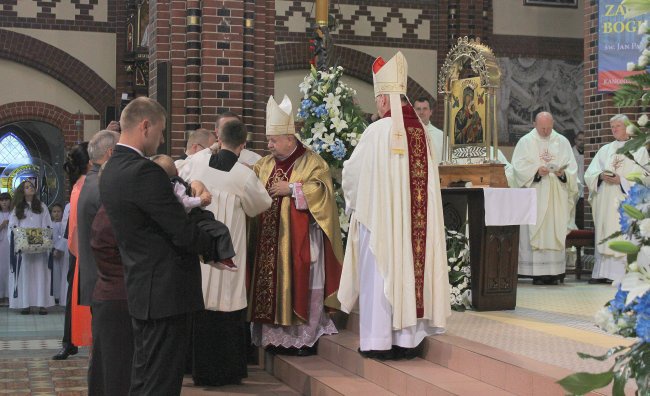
[598,0,648,92]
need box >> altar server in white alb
[178,118,272,385]
[512,112,578,285]
[339,51,450,359]
[585,114,648,284]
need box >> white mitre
[266,95,296,136]
[373,51,408,154]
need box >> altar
[442,187,536,311]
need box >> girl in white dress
[0,193,11,302]
[8,180,54,314]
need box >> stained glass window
[0,133,31,166]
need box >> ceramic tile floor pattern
[0,278,627,394]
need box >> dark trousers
[192,309,248,386]
[130,313,191,396]
[61,253,76,348]
[89,299,133,396]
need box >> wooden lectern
[439,163,507,188]
[442,188,519,311]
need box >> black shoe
[588,278,602,284]
[38,308,48,315]
[296,345,317,356]
[52,345,78,360]
[20,308,30,315]
[532,278,544,285]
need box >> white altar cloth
[483,188,537,226]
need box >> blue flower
[636,316,650,343]
[312,139,325,154]
[634,291,650,316]
[313,104,328,118]
[301,99,314,110]
[619,184,650,232]
[609,287,630,313]
[331,138,347,160]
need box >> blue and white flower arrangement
[297,65,366,166]
[297,65,367,242]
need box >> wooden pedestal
[442,188,519,311]
[439,163,507,188]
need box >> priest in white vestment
[178,119,272,385]
[339,52,450,359]
[216,112,262,166]
[413,97,444,163]
[585,114,648,284]
[512,112,578,285]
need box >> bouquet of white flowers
[446,228,472,311]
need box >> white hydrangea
[594,307,618,334]
[640,218,650,238]
[638,114,649,127]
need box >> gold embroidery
[406,126,428,315]
[252,167,290,321]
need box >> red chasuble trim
[385,105,428,318]
[250,144,307,323]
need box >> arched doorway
[0,121,65,205]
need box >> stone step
[319,329,515,395]
[422,333,608,396]
[340,312,608,396]
[270,353,396,396]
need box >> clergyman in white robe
[585,137,648,283]
[339,104,450,353]
[511,117,578,283]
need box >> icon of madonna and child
[452,78,486,145]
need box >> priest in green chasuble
[339,51,450,359]
[585,114,649,284]
[248,95,343,354]
[512,112,579,285]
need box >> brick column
[582,0,641,229]
[151,0,275,156]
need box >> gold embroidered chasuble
[248,147,343,326]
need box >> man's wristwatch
[288,183,295,196]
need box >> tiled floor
[0,277,629,394]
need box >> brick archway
[275,42,434,103]
[0,102,84,148]
[0,29,115,118]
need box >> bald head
[185,129,216,155]
[534,112,554,138]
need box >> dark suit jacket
[77,163,101,306]
[99,145,213,320]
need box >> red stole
[250,144,312,323]
[385,105,429,318]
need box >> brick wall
[582,0,642,229]
[0,101,93,148]
[150,0,276,156]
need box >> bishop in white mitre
[512,112,578,285]
[339,52,450,359]
[585,114,648,284]
[178,119,272,385]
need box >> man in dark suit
[76,129,119,392]
[99,97,216,395]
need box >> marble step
[319,330,515,395]
[340,312,607,396]
[270,353,396,396]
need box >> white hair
[610,114,629,124]
[88,130,120,162]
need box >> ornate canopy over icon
[438,36,502,164]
